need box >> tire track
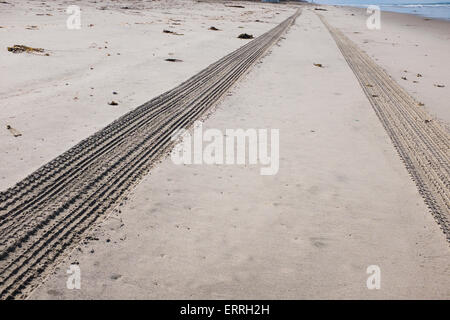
[318,14,450,241]
[0,28,277,222]
[0,34,278,245]
[0,10,301,299]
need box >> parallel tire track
[0,10,301,299]
[318,14,450,241]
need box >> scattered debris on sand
[313,63,324,68]
[163,29,183,35]
[238,33,253,39]
[434,84,445,88]
[226,5,245,8]
[209,26,220,31]
[108,101,119,106]
[417,73,422,77]
[7,44,48,55]
[25,25,39,30]
[6,125,21,137]
[314,8,328,11]
[401,76,407,80]
[111,274,122,280]
[165,58,183,62]
[418,102,425,106]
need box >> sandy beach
[0,0,449,300]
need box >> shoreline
[308,2,450,22]
[1,1,449,300]
[316,4,450,130]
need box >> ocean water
[308,1,450,20]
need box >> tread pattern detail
[319,14,450,242]
[0,10,301,299]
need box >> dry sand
[15,3,448,299]
[0,0,294,191]
[319,5,450,130]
